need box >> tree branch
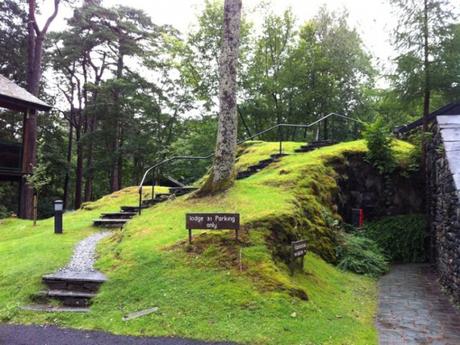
[41,0,61,35]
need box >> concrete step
[44,289,96,307]
[100,212,136,219]
[295,140,338,153]
[271,153,289,159]
[21,304,90,313]
[258,158,275,164]
[93,218,129,227]
[121,205,148,212]
[170,187,198,196]
[42,271,107,294]
[236,171,252,180]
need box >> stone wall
[334,153,424,224]
[427,120,460,302]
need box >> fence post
[278,126,283,155]
[138,187,142,215]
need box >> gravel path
[57,231,111,274]
[377,264,460,344]
[0,324,237,345]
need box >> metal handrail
[137,112,363,213]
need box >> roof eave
[0,94,52,112]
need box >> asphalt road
[0,325,237,345]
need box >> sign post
[290,239,307,275]
[186,213,240,244]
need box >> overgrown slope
[0,140,413,345]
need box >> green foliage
[337,234,389,277]
[404,131,432,173]
[0,204,9,219]
[363,117,396,174]
[362,214,427,263]
[389,0,456,113]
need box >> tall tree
[390,0,454,125]
[198,0,242,195]
[20,0,61,219]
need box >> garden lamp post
[54,200,63,234]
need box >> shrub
[363,117,396,174]
[362,214,427,263]
[0,205,8,219]
[336,234,389,277]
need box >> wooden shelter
[0,74,51,218]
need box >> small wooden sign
[291,240,308,258]
[186,213,240,243]
[290,239,307,275]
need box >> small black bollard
[54,200,63,234]
[351,208,364,228]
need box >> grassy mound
[0,140,414,345]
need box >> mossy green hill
[0,140,414,345]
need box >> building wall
[428,121,460,302]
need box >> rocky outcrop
[427,115,460,302]
[334,153,424,223]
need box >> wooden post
[33,192,37,226]
[188,229,192,244]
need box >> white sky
[40,0,398,71]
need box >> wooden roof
[0,74,51,112]
[395,103,460,134]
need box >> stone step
[93,218,129,227]
[100,212,136,219]
[142,197,168,206]
[45,289,96,307]
[271,153,289,159]
[236,171,252,180]
[170,187,198,196]
[258,158,275,164]
[21,304,90,313]
[120,205,148,212]
[42,271,107,293]
[295,140,338,153]
[247,164,266,172]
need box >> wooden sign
[291,240,308,258]
[290,239,307,275]
[186,213,240,243]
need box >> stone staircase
[38,271,107,310]
[236,153,288,180]
[93,186,198,227]
[294,139,337,153]
[236,140,338,180]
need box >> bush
[0,205,8,219]
[363,117,396,174]
[362,214,427,263]
[336,234,389,277]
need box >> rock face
[427,115,460,302]
[334,153,424,223]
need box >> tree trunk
[197,0,242,196]
[74,127,83,209]
[110,52,124,192]
[84,115,96,201]
[63,121,73,209]
[20,0,60,219]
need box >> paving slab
[377,264,460,345]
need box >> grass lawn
[0,140,414,345]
